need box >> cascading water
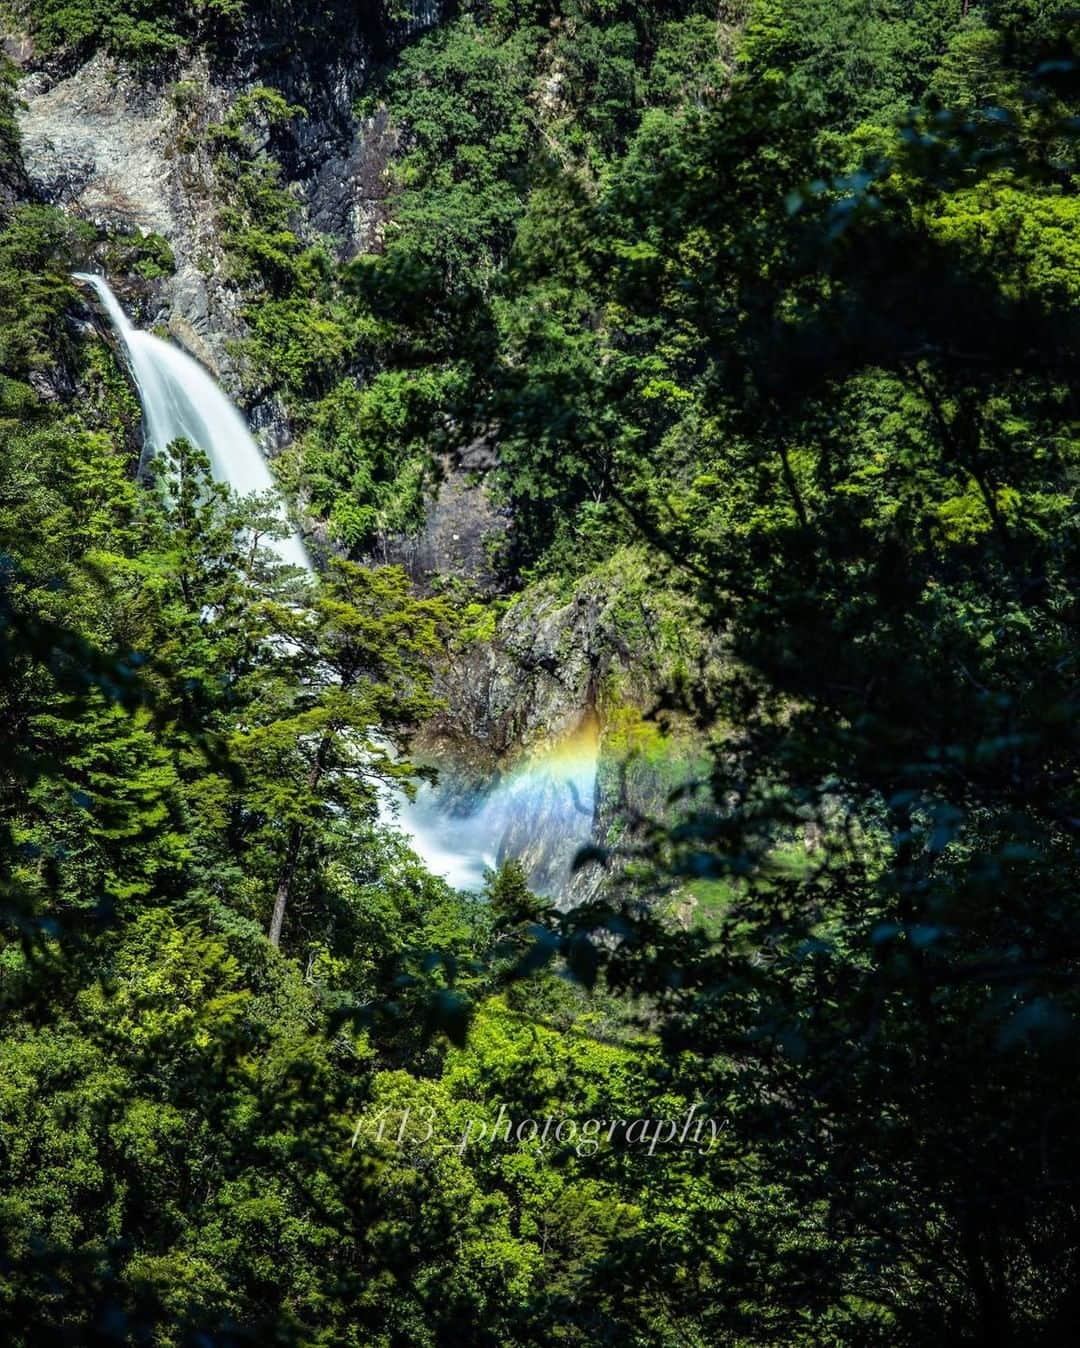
[384,788,498,892]
[73,273,311,572]
[385,717,599,895]
[76,272,598,896]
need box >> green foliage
[741,0,960,129]
[100,229,177,281]
[0,205,91,378]
[4,2,1080,1343]
[20,0,247,63]
[370,14,545,284]
[507,24,1080,1341]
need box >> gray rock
[14,50,244,382]
[416,570,708,905]
[372,451,508,596]
[248,396,294,456]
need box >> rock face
[219,2,409,257]
[424,583,620,774]
[10,3,442,399]
[493,713,601,904]
[16,49,246,380]
[7,5,710,905]
[19,54,190,238]
[417,569,710,905]
[306,107,400,260]
[372,444,509,595]
[416,584,616,903]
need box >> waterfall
[382,717,599,895]
[75,273,596,897]
[382,786,498,892]
[73,273,311,572]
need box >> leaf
[425,989,471,1048]
[565,934,600,991]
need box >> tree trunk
[268,822,304,948]
[961,1207,1011,1347]
[777,439,809,528]
[266,733,333,948]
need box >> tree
[525,27,1080,1341]
[236,559,450,947]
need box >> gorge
[3,3,1074,1343]
[75,271,603,898]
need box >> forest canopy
[1,1,1079,1344]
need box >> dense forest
[1,0,1079,1343]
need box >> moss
[602,703,666,760]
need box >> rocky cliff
[416,556,716,905]
[10,4,439,392]
[4,4,715,905]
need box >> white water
[77,273,597,895]
[381,786,499,892]
[74,273,310,572]
[379,723,599,895]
